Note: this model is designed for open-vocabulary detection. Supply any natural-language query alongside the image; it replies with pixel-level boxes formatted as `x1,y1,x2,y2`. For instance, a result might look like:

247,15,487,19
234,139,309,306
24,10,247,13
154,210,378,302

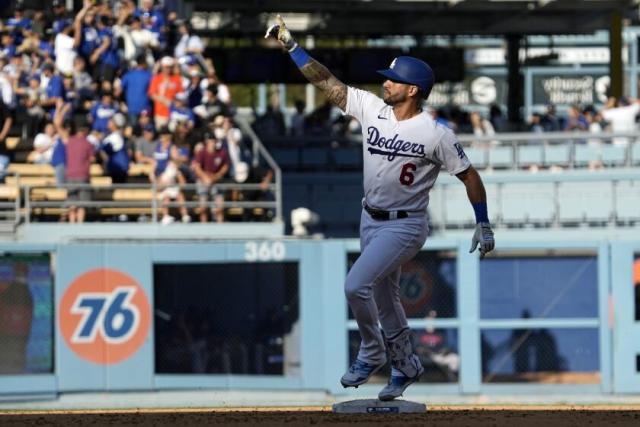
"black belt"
364,204,409,221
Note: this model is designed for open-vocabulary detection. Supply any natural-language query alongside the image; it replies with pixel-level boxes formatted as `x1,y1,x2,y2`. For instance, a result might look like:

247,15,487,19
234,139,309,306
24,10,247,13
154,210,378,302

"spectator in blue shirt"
119,55,152,123
75,5,99,74
41,63,65,118
169,92,195,132
91,15,120,83
0,32,17,59
6,4,32,31
6,4,31,44
90,90,118,134
137,0,166,50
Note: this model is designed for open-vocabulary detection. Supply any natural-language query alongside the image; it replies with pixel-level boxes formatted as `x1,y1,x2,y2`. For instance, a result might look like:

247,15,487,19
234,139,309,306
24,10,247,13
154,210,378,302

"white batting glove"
469,222,495,259
264,14,298,51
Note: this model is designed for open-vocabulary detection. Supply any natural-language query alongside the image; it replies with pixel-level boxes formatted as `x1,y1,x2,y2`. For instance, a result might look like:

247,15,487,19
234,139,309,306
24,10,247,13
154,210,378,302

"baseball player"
266,15,495,400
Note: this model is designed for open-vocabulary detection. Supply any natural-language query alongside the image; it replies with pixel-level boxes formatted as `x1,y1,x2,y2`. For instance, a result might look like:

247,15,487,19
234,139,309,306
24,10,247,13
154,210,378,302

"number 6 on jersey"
399,163,417,186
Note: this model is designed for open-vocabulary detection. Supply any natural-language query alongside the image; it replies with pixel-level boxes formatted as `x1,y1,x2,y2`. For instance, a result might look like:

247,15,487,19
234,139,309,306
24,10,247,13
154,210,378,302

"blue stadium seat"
500,183,555,225
333,146,362,169
544,145,570,167
574,145,600,167
518,145,544,168
302,148,329,169
557,182,612,223
631,142,640,166
270,147,299,169
615,180,640,222
600,145,627,166
464,147,487,169
488,146,514,169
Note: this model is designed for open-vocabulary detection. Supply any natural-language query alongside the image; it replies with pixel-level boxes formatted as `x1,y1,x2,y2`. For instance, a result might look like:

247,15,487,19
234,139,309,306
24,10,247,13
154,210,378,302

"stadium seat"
484,183,500,224
301,147,329,169
544,145,571,167
500,182,555,225
615,180,640,222
574,145,600,167
631,142,640,166
517,145,544,168
600,145,627,166
557,181,612,224
443,184,475,225
464,147,487,169
488,146,514,169
332,146,362,169
270,147,300,169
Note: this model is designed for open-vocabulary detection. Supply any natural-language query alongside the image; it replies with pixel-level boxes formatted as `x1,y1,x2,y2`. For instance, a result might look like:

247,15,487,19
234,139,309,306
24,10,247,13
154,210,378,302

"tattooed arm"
298,60,347,111
265,14,347,111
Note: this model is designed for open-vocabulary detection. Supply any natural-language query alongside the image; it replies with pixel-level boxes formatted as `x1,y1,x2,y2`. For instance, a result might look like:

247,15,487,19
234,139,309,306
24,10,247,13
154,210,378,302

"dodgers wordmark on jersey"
343,86,471,213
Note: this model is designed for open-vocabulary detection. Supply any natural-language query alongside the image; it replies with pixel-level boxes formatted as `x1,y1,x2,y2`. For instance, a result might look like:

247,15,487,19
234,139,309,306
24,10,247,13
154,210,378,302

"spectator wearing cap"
119,55,152,123
135,0,166,49
191,131,229,223
148,56,183,128
168,91,194,131
100,113,130,184
184,64,203,109
134,123,157,166
40,62,65,119
89,89,118,135
90,15,120,83
153,126,190,225
53,19,78,76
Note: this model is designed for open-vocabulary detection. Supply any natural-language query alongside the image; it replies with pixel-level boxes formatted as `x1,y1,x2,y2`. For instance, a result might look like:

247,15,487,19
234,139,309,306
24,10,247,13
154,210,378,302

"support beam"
506,34,523,128
609,10,624,99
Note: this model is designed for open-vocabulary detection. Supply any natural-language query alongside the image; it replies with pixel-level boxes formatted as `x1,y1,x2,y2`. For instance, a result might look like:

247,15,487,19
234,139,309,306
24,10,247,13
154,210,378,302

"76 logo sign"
59,269,151,365
70,287,140,344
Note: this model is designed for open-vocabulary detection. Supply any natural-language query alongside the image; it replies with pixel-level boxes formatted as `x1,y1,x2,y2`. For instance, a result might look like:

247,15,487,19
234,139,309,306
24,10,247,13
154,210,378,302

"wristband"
289,45,311,68
472,202,489,224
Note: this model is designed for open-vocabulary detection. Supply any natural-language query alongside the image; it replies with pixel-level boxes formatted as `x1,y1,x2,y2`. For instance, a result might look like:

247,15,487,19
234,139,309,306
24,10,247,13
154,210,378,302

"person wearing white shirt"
54,20,78,76
601,96,640,146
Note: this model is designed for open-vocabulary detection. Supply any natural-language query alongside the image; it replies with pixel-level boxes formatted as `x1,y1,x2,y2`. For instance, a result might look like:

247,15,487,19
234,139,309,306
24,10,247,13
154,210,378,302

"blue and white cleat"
340,359,386,388
378,363,424,401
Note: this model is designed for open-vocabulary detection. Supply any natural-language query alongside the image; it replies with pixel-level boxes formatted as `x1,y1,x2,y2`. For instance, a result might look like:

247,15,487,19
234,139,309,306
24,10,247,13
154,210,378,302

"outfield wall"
0,233,639,399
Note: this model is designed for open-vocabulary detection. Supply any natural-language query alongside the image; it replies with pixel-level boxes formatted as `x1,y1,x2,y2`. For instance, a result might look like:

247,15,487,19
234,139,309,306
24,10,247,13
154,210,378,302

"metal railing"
431,168,640,230
456,130,640,170
21,181,280,224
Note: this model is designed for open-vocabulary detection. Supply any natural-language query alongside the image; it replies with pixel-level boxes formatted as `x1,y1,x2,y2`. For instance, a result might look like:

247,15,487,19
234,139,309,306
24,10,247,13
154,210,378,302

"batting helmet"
377,56,435,99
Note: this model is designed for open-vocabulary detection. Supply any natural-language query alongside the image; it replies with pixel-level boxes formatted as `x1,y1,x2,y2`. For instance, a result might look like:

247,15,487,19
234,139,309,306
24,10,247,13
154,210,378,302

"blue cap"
53,19,71,33
377,56,435,98
143,123,155,133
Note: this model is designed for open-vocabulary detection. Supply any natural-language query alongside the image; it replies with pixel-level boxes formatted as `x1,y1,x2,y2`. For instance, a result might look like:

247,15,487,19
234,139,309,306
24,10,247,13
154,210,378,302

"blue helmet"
377,56,435,99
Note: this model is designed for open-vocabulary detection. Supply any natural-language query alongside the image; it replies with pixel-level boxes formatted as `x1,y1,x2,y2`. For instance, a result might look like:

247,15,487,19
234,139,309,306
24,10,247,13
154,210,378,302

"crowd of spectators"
0,0,272,224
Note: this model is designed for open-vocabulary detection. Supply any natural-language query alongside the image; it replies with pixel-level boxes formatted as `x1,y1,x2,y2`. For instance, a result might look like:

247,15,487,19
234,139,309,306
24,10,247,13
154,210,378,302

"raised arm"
265,15,347,111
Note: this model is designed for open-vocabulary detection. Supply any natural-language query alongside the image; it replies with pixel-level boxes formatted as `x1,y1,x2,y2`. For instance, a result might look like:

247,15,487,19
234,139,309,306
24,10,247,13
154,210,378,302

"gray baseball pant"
344,209,428,365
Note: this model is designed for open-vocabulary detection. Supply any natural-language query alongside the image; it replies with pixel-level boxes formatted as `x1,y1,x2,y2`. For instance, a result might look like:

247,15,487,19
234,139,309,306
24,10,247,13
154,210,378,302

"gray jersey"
344,86,471,212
